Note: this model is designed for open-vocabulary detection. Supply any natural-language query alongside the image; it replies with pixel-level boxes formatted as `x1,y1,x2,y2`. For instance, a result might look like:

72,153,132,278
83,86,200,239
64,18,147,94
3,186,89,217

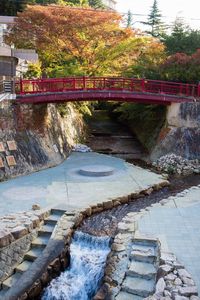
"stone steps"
116,291,143,300
44,209,63,225
114,237,159,300
127,260,156,280
31,236,50,249
0,209,66,296
15,260,32,274
130,243,156,264
2,272,22,289
122,276,155,298
24,247,43,262
38,224,55,236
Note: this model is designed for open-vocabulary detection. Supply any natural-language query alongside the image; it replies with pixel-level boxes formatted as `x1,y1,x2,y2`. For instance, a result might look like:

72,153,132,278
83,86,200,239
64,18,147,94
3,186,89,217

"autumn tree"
159,49,200,83
7,5,152,77
123,39,166,79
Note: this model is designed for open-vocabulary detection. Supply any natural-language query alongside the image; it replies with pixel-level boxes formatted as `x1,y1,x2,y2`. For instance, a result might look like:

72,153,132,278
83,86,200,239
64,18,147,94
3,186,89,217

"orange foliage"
7,6,131,64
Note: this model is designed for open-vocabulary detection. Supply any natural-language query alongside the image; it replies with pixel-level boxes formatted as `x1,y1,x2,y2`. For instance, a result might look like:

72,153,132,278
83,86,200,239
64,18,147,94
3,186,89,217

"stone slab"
0,152,166,216
116,291,143,300
0,157,4,168
7,141,17,151
6,155,16,166
122,276,155,297
0,142,5,152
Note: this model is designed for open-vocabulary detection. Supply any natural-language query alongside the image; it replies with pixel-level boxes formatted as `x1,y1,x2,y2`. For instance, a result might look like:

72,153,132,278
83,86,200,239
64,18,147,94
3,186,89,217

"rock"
30,216,40,228
165,273,177,281
156,278,166,295
72,144,92,152
190,297,200,300
182,277,195,286
18,293,28,300
178,269,192,279
85,207,92,216
161,252,176,264
0,229,13,247
164,290,172,297
11,225,28,239
159,264,173,277
27,280,42,298
154,154,199,175
179,286,198,297
112,243,126,252
144,188,154,195
174,278,182,286
32,204,41,211
174,296,189,300
103,201,113,210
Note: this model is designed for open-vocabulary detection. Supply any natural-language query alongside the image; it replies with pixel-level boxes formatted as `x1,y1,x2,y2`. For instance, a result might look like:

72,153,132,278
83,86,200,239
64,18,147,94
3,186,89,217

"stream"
42,110,199,299
42,232,110,300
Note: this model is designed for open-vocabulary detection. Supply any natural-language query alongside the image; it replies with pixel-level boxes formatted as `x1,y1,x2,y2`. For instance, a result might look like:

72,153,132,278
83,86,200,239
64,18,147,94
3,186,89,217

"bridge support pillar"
150,102,200,161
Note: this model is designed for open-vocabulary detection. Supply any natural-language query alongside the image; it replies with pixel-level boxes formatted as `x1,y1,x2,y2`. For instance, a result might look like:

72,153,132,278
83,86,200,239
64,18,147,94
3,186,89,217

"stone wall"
0,101,85,180
150,102,200,161
0,209,50,282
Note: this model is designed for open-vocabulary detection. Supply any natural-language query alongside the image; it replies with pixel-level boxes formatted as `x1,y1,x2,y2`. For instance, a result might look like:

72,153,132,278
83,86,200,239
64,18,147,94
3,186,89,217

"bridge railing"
15,77,200,98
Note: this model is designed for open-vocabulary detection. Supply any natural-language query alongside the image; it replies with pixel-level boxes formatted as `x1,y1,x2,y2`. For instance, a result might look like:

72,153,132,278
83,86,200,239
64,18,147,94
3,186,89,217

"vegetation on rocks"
113,103,166,151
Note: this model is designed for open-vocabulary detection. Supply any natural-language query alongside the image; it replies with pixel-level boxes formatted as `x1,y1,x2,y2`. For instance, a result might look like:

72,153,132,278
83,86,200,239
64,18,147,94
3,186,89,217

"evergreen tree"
163,18,200,55
88,0,105,9
142,0,164,38
126,10,133,28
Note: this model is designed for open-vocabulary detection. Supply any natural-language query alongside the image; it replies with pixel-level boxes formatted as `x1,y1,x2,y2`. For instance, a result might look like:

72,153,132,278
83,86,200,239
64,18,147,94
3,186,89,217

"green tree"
142,0,165,38
0,0,26,15
126,10,133,28
88,0,105,9
0,0,106,16
0,0,64,16
163,18,200,55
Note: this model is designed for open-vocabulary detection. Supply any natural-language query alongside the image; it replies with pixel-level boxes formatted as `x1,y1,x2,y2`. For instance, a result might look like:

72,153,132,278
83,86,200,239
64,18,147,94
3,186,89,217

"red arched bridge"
15,77,200,105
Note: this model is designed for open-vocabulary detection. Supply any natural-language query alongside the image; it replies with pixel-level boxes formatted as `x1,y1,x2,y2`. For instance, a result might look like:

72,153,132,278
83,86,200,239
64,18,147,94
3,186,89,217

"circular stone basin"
79,165,115,177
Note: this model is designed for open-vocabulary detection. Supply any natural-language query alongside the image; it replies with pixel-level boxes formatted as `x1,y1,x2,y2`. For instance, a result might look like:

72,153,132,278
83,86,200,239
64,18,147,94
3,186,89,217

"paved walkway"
138,185,200,293
0,152,166,216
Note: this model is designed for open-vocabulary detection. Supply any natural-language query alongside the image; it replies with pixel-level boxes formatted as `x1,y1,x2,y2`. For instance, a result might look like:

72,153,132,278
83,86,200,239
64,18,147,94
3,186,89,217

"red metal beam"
16,90,194,105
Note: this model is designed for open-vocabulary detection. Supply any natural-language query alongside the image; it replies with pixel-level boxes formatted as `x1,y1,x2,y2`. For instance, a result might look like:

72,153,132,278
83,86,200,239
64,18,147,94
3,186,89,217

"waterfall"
42,231,111,300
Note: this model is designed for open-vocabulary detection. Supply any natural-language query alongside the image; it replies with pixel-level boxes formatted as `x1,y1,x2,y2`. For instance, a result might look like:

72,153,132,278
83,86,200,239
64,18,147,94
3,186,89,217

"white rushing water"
42,231,110,300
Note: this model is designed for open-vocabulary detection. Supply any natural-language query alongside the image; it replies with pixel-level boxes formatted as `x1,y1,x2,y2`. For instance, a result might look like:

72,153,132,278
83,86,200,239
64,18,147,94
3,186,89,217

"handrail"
15,77,200,98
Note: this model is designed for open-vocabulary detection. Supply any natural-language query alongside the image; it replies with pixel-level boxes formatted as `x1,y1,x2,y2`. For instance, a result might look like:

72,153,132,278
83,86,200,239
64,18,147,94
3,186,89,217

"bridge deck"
15,77,199,104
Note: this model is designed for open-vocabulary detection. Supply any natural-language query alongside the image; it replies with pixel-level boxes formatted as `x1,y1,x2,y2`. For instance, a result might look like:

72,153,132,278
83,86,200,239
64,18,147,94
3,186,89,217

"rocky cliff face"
0,101,85,180
150,102,200,161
